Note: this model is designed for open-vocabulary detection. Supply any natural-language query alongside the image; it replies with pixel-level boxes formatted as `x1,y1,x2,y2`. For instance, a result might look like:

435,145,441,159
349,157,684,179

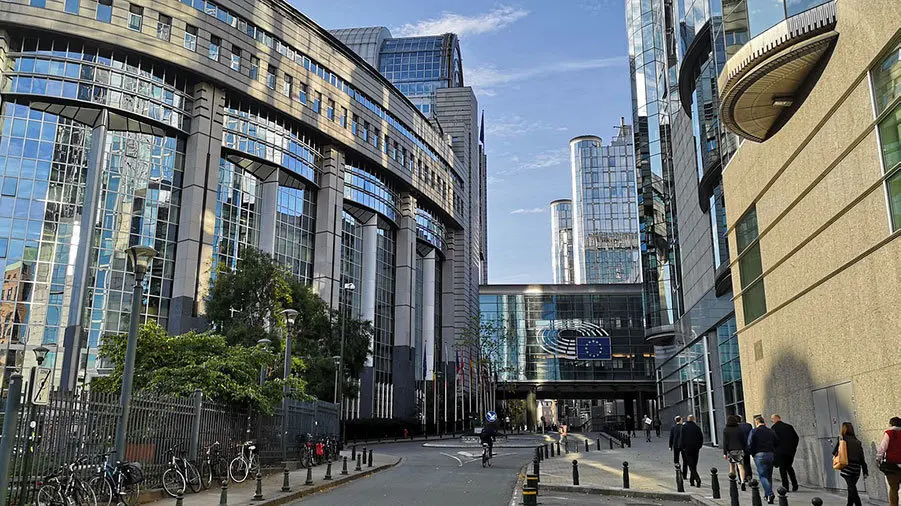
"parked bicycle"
229,440,260,483
36,455,98,506
161,444,201,497
198,441,229,489
88,453,142,506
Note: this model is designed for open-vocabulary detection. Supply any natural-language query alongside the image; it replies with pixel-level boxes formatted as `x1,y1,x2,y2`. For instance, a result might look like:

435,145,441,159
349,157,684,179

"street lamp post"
331,356,340,403
113,245,156,461
255,337,271,454
280,309,298,468
337,282,354,447
23,345,49,499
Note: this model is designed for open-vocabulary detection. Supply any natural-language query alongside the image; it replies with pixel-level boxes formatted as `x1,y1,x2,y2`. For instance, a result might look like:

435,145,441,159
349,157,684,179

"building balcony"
718,1,838,142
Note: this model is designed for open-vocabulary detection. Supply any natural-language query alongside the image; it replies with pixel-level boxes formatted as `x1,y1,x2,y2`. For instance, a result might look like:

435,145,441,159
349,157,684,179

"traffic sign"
32,367,52,405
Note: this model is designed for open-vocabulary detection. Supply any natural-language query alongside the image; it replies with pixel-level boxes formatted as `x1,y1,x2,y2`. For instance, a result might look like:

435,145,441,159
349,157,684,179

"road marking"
440,452,463,467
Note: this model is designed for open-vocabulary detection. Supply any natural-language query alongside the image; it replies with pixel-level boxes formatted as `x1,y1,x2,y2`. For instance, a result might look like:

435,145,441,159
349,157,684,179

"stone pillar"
312,148,345,309
422,250,436,381
358,215,378,419
258,169,280,256
392,194,417,419
168,83,225,335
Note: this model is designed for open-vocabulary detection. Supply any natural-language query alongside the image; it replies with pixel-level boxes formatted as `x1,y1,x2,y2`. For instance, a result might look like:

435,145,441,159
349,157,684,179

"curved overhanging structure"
718,1,838,142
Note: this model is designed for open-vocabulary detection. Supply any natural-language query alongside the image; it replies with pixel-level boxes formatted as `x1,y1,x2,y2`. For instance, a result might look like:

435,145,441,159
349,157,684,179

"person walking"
738,415,755,483
643,415,653,442
681,415,705,487
771,414,799,492
876,417,901,506
626,415,636,438
722,415,748,490
748,414,779,504
653,416,662,438
832,422,868,506
669,416,684,470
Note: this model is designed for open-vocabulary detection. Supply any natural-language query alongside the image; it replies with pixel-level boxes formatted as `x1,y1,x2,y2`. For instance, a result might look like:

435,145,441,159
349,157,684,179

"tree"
92,322,301,414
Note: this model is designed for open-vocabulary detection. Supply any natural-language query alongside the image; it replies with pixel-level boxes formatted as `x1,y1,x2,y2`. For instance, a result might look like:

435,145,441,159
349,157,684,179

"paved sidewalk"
142,452,398,505
531,433,857,505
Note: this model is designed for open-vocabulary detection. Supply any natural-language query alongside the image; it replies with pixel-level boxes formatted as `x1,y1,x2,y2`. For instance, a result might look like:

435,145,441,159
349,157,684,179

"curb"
539,484,719,505
421,443,544,449
249,457,402,505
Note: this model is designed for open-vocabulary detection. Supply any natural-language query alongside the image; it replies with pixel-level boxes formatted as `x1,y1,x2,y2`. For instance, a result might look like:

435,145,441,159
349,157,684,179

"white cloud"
580,0,615,14
486,115,564,139
495,148,570,176
395,6,529,37
486,175,504,185
467,56,626,89
510,207,546,215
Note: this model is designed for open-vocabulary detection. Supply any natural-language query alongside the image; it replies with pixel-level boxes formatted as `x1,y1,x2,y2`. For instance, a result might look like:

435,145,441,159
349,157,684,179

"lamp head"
33,345,50,365
126,245,157,278
256,338,272,349
281,308,299,326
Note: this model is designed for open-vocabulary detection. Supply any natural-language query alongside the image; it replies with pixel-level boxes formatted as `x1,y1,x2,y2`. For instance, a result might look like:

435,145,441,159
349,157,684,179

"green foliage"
92,322,304,414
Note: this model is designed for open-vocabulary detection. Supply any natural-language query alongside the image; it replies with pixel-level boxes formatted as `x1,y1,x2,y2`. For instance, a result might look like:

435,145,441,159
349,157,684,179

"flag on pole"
455,350,463,379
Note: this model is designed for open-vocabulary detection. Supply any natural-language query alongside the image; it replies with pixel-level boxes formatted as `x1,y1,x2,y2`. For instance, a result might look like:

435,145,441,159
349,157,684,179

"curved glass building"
0,0,487,423
550,199,574,284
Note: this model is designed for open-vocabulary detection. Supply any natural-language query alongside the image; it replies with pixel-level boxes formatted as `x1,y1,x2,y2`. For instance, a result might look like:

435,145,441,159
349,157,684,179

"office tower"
550,200,574,284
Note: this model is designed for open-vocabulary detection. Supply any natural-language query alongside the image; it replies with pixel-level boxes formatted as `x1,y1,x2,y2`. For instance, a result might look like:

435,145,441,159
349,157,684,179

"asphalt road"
289,441,536,506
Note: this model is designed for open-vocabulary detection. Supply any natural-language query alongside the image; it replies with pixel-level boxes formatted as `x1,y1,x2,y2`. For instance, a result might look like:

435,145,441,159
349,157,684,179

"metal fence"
1,389,338,505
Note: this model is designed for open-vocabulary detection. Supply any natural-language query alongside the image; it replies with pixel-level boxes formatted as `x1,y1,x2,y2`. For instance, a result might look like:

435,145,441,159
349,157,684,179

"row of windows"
415,207,446,251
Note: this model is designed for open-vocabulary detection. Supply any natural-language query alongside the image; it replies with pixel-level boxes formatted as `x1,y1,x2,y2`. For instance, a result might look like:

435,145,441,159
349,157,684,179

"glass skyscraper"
550,200,574,284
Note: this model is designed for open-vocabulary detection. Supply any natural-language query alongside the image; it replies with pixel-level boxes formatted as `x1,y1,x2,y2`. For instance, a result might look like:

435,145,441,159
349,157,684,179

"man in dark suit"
669,416,684,469
680,415,705,487
738,415,754,483
771,414,800,492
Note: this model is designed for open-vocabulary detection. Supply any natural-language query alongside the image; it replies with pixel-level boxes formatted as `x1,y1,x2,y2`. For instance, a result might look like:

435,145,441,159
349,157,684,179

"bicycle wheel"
184,461,202,493
36,484,64,506
89,476,113,506
214,457,229,482
71,479,98,506
162,468,186,498
121,482,140,506
249,455,261,477
228,457,249,483
199,459,213,489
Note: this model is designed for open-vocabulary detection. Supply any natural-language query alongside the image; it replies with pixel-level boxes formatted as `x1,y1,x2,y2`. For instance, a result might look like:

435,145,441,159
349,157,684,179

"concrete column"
311,148,345,309
168,83,225,335
422,249,436,380
358,215,378,418
392,194,417,419
258,169,280,256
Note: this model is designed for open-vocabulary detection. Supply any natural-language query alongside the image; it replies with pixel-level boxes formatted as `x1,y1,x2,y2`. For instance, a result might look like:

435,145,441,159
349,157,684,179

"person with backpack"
877,417,901,506
832,422,868,506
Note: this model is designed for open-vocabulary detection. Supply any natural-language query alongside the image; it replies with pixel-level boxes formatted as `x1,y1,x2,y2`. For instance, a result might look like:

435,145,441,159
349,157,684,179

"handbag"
833,437,849,470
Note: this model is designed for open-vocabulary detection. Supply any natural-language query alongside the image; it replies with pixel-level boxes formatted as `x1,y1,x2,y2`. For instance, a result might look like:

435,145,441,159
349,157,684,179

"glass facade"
275,183,316,283
570,131,640,284
415,206,446,251
658,337,714,439
871,38,901,230
716,317,743,417
373,227,395,409
378,36,463,117
627,0,683,330
213,159,261,273
343,164,398,222
736,206,766,324
480,289,651,382
550,200,574,284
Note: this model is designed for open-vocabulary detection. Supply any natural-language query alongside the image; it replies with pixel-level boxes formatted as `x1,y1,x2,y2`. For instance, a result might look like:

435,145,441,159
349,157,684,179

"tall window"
96,0,112,23
209,35,221,62
266,65,277,89
351,114,358,135
64,0,79,14
327,99,335,121
184,25,198,52
736,206,766,324
298,83,308,104
871,38,901,230
340,107,348,128
250,56,260,80
157,14,172,41
127,4,143,31
362,121,370,142
282,74,292,97
230,46,241,71
312,92,321,113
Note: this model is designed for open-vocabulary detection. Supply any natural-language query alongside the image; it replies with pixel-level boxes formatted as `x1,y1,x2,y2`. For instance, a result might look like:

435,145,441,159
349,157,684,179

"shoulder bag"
833,436,848,470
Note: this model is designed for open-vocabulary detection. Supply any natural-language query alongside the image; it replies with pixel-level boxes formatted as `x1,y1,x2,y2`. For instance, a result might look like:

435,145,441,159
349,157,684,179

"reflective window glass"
96,0,112,23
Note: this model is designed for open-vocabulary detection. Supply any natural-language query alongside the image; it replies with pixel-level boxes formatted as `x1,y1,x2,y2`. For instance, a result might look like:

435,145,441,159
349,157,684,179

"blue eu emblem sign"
576,337,612,360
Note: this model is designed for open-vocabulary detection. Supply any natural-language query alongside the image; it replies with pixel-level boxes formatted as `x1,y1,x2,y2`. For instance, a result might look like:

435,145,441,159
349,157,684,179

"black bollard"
355,454,362,471
729,473,740,506
812,499,823,506
282,467,291,492
609,437,614,449
750,479,762,506
219,479,228,505
544,443,549,459
777,487,788,506
676,463,685,492
368,449,373,467
341,456,349,475
572,460,580,486
522,485,538,506
304,465,313,486
597,438,601,451
585,439,589,452
362,447,367,463
533,457,540,481
352,445,356,461
252,472,264,501
324,460,333,480
175,491,184,506
557,441,561,456
711,468,721,499
550,442,555,457
627,435,632,448
622,461,630,489
526,473,539,492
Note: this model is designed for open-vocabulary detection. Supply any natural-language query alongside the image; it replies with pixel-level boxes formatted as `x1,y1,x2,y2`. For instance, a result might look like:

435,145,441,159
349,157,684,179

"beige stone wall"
722,0,901,498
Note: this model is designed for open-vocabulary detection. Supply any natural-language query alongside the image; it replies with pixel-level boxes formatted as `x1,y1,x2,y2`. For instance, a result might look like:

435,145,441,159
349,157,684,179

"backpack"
122,462,144,485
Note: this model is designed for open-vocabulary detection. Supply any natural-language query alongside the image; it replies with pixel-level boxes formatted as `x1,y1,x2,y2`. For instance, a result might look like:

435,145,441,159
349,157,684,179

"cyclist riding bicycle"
480,425,497,456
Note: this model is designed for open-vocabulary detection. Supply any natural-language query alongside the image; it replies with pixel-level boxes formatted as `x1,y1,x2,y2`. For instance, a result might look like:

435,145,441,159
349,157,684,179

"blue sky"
293,0,632,284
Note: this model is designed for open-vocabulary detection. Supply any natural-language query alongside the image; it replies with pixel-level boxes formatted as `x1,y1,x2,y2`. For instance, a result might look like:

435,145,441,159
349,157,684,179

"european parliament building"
0,0,487,422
